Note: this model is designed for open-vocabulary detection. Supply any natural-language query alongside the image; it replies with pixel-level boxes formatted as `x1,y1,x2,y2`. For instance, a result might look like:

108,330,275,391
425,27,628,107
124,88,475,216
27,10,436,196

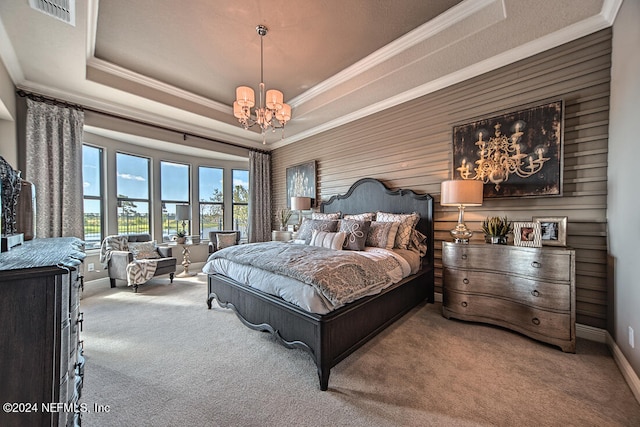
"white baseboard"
607,331,640,404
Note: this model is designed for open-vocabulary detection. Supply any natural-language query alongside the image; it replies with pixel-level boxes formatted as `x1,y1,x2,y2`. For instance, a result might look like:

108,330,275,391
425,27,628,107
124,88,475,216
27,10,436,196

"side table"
272,230,293,241
176,242,197,277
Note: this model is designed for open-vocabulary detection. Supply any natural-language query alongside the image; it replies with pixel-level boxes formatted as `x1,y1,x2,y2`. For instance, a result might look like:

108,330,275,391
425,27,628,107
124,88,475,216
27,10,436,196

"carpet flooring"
79,273,640,426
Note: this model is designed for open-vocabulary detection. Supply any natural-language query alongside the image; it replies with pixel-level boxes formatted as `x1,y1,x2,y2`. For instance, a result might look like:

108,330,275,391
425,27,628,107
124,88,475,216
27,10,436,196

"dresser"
441,242,575,352
0,238,86,427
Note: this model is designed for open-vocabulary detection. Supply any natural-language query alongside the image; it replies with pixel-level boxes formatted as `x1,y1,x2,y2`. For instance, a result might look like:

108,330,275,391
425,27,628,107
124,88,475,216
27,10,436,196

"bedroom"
1,0,639,425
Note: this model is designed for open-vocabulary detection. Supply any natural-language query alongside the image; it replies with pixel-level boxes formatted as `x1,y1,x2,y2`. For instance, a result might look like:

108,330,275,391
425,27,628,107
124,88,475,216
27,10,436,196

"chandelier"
456,122,550,191
234,25,291,144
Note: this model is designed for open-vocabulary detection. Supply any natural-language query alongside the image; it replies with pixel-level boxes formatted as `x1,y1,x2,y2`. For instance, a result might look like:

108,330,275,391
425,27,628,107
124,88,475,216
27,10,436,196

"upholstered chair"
208,231,241,253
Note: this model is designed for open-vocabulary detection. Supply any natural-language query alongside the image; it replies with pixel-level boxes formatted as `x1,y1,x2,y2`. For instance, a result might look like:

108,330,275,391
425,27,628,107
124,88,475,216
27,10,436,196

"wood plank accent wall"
272,29,611,329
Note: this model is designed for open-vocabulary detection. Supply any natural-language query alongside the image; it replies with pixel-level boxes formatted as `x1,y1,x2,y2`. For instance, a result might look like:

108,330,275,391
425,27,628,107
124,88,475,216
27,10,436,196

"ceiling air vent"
29,0,76,26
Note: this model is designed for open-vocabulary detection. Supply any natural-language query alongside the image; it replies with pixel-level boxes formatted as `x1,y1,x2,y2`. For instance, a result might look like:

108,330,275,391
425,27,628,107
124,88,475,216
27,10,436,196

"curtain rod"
16,89,269,155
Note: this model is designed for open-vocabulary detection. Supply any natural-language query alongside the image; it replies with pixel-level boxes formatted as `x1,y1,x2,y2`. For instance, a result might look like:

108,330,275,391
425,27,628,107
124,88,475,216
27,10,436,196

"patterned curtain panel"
248,150,271,242
25,98,85,239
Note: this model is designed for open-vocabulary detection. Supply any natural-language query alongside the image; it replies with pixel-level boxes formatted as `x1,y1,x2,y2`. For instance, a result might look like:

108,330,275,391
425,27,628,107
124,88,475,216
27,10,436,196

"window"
82,145,104,249
199,166,223,238
232,169,249,239
116,153,151,235
160,161,190,241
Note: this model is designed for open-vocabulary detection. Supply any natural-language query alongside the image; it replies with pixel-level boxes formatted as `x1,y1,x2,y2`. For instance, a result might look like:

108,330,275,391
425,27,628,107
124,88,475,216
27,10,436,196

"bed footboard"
207,267,433,390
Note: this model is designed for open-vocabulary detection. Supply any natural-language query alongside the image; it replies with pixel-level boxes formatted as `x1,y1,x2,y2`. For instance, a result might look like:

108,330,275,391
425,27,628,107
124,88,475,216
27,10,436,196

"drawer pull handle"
531,290,540,297
461,301,468,308
463,278,469,285
532,317,540,326
461,254,468,260
77,312,84,332
531,261,542,268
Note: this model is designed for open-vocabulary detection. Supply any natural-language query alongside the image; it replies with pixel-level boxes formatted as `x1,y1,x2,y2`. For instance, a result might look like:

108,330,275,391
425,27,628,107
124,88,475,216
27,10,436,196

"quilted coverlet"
208,241,402,307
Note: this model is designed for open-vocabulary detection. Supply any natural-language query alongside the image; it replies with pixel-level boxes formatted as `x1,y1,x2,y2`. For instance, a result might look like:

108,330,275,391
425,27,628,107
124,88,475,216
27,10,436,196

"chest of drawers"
441,242,575,352
0,238,85,426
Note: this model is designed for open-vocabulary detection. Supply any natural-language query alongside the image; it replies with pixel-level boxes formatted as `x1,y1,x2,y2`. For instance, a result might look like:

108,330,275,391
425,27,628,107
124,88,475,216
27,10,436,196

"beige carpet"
79,273,640,426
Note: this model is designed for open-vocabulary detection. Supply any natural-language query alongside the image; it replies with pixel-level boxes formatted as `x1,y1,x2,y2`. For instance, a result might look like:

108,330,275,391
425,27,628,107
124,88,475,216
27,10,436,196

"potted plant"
278,208,292,231
481,216,512,244
175,230,187,244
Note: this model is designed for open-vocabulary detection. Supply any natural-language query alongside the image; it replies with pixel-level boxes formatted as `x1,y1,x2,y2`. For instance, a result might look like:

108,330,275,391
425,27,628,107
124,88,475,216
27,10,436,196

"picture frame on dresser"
533,216,567,247
513,221,542,247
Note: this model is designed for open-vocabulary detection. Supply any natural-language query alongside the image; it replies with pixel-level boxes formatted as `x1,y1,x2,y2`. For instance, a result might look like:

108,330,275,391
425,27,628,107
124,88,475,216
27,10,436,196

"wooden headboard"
320,178,434,268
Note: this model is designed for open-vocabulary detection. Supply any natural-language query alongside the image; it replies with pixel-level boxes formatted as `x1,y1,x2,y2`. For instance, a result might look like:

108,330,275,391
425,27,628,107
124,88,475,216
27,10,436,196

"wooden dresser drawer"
442,244,571,282
441,242,575,352
443,268,571,311
444,291,571,341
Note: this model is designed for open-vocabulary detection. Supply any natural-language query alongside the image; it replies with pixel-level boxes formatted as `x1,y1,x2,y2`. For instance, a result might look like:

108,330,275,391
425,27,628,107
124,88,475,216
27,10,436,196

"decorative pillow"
376,212,420,249
366,221,394,249
312,212,341,220
128,241,160,260
343,212,375,221
217,233,238,250
310,230,346,250
296,219,339,244
339,219,371,251
409,229,428,257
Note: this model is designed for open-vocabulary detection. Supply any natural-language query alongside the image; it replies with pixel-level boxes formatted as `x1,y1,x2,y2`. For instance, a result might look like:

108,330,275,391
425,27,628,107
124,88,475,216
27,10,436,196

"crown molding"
86,57,231,115
289,0,499,107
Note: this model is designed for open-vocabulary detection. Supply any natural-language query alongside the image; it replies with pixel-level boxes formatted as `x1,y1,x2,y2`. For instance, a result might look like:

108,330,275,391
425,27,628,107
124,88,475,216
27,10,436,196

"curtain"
248,150,271,242
25,98,85,238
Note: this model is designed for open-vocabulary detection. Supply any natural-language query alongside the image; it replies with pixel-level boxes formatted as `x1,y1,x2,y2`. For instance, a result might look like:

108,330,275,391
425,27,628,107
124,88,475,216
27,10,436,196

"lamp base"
450,225,473,244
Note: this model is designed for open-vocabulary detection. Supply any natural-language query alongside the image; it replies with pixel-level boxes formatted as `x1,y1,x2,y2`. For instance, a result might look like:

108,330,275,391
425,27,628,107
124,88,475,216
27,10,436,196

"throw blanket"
125,259,158,287
99,235,128,268
208,242,402,307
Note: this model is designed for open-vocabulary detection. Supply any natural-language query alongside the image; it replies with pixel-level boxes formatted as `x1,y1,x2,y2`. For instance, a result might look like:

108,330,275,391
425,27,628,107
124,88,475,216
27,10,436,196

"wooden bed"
206,178,435,390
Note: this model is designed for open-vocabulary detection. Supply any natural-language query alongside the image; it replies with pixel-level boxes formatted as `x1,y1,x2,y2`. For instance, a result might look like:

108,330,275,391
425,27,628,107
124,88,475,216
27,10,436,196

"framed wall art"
513,222,542,248
533,216,567,247
286,160,316,207
452,100,563,199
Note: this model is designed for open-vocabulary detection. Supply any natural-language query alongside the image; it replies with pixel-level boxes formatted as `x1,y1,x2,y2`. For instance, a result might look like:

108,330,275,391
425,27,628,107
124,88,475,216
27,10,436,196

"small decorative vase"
486,235,508,245
176,237,187,244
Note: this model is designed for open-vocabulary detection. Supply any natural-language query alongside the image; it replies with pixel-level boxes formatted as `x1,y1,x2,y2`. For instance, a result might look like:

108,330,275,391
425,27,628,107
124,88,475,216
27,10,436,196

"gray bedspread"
208,241,402,306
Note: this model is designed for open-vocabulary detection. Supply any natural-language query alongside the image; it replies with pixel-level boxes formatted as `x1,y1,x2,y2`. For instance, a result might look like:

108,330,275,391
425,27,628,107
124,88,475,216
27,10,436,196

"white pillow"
376,212,419,249
310,230,346,250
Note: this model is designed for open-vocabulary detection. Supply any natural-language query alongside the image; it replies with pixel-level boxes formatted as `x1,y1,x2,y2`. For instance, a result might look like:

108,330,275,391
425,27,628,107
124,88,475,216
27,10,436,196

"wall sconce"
290,196,311,231
440,180,483,244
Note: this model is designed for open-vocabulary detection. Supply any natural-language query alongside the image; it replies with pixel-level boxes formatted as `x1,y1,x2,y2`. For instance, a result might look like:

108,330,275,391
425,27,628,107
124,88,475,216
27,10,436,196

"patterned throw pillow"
311,212,341,220
310,230,346,250
217,233,238,250
375,212,420,249
339,219,371,251
366,221,397,249
128,241,160,260
343,212,375,221
297,219,339,244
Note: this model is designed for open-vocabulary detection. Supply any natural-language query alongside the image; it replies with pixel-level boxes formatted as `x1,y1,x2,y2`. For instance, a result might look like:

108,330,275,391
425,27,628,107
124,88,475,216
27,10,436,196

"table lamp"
440,180,483,244
290,196,311,231
175,204,191,235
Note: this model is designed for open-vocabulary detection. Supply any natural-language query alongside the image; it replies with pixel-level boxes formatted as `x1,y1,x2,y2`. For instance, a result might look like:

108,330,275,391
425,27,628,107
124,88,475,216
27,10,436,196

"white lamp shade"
236,86,255,107
275,103,291,123
265,89,284,110
233,101,246,119
175,205,191,221
291,196,311,210
440,180,483,206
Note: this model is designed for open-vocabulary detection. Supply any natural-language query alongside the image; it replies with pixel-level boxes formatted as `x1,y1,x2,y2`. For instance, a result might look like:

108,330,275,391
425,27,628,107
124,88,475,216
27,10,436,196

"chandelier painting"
452,101,563,198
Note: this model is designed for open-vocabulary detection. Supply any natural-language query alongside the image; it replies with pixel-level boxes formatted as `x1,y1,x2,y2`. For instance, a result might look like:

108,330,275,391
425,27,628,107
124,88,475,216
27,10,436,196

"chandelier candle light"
234,25,292,144
440,180,483,244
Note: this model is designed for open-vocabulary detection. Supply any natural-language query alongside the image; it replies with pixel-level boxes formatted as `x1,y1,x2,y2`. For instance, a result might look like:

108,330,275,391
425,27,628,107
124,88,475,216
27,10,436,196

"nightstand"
441,242,576,352
272,230,292,241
